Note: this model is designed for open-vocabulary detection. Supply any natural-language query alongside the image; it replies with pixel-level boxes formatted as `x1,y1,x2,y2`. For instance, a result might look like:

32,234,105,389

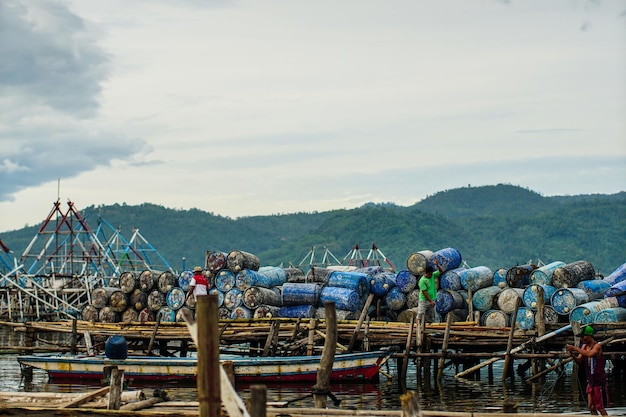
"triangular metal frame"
297,245,343,270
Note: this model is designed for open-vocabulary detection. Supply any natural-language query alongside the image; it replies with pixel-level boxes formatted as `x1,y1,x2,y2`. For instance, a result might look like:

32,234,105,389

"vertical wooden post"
249,385,267,417
307,318,317,356
415,316,423,377
502,298,520,380
534,286,546,378
313,302,337,409
437,313,453,381
197,295,221,417
400,313,415,385
536,286,546,337
180,339,189,358
400,390,421,417
21,326,34,381
262,321,280,356
347,293,374,352
147,311,162,354
423,325,432,381
71,318,78,354
363,317,371,351
107,368,124,410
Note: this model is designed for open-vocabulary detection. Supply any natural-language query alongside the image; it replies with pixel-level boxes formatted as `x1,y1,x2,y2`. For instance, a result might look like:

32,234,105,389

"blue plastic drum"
328,270,370,297
577,279,611,300
430,248,462,273
319,286,361,312
436,289,466,314
604,262,626,286
223,288,243,310
594,307,626,323
522,284,556,311
515,307,535,330
282,282,321,306
551,288,589,315
440,268,466,291
158,306,176,323
216,269,236,292
370,271,397,296
472,286,502,312
257,266,287,287
385,287,407,311
530,261,565,286
459,266,493,292
492,268,508,288
569,301,601,325
395,270,417,293
105,335,128,359
166,287,186,310
178,270,193,292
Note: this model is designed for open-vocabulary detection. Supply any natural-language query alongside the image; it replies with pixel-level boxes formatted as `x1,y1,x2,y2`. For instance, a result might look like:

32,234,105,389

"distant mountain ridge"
1,184,625,276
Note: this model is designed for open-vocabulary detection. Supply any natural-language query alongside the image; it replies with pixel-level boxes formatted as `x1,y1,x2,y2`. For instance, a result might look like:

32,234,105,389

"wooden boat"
17,349,393,383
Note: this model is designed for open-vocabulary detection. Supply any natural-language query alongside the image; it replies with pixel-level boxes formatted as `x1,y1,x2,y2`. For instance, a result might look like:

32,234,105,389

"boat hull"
18,350,391,383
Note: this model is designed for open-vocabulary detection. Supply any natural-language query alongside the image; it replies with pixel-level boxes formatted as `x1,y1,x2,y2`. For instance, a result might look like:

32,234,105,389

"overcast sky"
1,0,625,233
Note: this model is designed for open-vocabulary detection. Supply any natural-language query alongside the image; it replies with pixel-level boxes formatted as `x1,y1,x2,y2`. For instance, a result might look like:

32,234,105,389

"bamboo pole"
455,323,573,379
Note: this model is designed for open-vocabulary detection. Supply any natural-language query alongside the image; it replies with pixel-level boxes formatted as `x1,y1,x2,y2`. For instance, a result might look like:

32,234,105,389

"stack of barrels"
81,246,626,328
205,249,373,320
401,248,626,329
81,269,189,323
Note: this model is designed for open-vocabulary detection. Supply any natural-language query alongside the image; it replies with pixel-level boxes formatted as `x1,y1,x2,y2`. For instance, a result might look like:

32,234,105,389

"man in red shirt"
185,266,208,304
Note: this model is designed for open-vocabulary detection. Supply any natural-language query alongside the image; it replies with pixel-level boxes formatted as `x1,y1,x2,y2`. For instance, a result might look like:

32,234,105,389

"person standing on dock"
566,325,609,416
418,260,442,323
185,266,208,304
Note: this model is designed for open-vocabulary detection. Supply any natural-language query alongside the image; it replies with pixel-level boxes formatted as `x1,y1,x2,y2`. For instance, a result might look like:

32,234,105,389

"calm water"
1,327,624,413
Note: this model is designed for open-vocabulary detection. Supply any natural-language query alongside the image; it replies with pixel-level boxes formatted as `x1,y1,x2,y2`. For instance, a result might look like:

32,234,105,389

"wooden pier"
2,296,626,417
3,316,626,383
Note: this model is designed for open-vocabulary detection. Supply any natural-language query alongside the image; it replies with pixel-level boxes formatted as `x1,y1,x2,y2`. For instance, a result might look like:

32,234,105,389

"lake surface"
1,327,624,413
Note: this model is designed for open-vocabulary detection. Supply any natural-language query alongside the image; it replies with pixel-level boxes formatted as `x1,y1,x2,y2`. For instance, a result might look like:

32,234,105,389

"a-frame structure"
342,243,396,272
94,216,174,275
297,246,343,270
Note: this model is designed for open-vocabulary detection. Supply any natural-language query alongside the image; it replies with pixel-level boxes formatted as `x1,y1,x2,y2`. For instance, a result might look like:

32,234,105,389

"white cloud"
0,0,624,232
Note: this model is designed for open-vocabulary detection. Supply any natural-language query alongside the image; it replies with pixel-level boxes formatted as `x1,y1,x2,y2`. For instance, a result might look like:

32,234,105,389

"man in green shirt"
418,261,442,323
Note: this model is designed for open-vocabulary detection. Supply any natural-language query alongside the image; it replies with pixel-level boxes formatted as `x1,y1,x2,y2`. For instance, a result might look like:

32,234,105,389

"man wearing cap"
566,325,608,415
185,266,208,304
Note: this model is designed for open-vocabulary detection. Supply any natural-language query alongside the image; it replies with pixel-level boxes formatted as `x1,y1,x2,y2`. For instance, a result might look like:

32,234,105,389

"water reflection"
1,327,623,413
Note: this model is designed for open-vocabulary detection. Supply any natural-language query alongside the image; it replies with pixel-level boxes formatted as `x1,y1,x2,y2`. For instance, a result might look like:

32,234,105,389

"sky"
1,0,625,233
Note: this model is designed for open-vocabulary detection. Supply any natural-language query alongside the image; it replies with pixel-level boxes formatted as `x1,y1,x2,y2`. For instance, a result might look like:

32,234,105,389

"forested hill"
2,184,625,276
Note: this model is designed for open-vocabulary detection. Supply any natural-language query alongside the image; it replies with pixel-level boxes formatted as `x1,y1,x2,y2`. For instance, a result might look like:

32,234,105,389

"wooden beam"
313,302,337,409
58,386,110,408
